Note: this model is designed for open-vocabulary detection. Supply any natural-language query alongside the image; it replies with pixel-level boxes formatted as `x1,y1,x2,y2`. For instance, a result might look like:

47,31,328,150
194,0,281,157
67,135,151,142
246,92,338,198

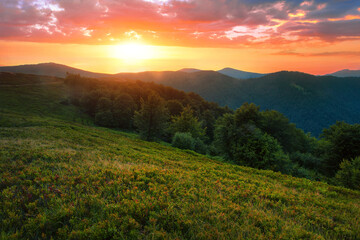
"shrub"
290,152,323,170
95,110,116,128
194,138,207,155
335,157,360,190
172,132,195,150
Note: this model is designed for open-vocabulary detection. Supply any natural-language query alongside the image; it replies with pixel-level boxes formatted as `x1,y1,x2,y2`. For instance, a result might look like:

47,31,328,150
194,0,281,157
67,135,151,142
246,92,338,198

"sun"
111,43,155,61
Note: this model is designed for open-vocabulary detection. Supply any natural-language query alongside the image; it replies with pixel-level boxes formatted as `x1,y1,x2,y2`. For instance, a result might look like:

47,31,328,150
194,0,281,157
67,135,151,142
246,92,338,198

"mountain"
0,62,111,79
178,68,202,73
2,63,360,135
328,69,360,77
1,72,359,239
113,70,360,135
218,67,266,79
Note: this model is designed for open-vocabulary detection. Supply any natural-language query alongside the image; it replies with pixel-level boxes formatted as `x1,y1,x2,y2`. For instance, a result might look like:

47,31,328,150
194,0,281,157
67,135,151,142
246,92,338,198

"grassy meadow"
0,74,360,239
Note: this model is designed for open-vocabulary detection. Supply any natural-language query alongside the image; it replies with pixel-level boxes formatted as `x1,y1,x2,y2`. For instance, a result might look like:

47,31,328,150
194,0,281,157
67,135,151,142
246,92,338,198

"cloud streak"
0,0,360,47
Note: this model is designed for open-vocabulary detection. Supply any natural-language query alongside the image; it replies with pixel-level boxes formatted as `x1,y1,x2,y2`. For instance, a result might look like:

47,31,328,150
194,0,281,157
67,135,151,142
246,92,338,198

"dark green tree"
202,110,216,143
96,97,112,112
94,97,116,127
95,110,116,128
134,92,169,141
168,106,206,140
166,100,183,116
321,121,360,175
234,102,261,126
80,90,103,117
214,113,236,159
215,110,292,173
259,110,312,153
113,93,136,129
335,157,360,190
232,128,291,173
172,132,195,150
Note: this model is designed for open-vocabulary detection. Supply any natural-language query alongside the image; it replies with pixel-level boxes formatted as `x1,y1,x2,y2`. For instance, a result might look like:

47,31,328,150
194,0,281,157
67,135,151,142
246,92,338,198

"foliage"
166,99,183,116
168,106,206,140
259,110,312,153
201,109,216,143
95,110,117,128
290,152,323,171
234,102,261,126
321,121,360,175
215,108,292,173
113,93,136,129
336,157,360,190
171,132,195,150
231,128,292,173
134,92,169,141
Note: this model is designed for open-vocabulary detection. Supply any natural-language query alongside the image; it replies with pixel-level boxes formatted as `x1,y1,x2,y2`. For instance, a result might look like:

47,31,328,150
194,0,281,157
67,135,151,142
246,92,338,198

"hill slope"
328,69,360,77
0,62,111,79
1,73,360,239
178,68,202,73
218,67,266,79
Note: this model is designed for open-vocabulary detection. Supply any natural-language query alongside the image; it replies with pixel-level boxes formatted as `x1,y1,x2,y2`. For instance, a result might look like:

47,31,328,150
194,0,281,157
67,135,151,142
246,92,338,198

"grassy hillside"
1,73,360,239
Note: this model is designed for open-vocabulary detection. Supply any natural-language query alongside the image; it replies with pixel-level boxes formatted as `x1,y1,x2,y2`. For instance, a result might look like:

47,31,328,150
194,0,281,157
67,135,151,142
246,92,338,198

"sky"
1,0,360,74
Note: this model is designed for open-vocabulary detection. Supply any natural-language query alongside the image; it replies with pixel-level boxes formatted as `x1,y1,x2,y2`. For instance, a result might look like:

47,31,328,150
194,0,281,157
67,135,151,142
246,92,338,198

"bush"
194,138,207,155
95,110,116,128
335,157,360,190
290,152,323,170
172,132,195,150
232,129,292,174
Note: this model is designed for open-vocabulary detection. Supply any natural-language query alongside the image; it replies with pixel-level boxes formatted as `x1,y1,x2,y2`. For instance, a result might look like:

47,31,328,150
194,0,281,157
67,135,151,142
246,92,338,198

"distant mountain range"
178,67,266,79
0,63,111,79
178,68,202,73
1,62,360,135
218,67,266,79
328,69,360,77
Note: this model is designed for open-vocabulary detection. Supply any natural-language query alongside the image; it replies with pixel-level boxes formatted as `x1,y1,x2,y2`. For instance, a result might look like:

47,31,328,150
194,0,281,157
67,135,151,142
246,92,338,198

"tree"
134,92,169,141
214,110,291,173
94,97,116,127
166,100,183,116
231,128,291,173
321,121,360,175
214,113,236,159
96,97,112,112
95,110,116,128
80,90,103,117
113,93,136,129
172,132,195,150
335,157,360,190
234,102,261,126
168,106,206,140
259,110,312,153
202,110,216,143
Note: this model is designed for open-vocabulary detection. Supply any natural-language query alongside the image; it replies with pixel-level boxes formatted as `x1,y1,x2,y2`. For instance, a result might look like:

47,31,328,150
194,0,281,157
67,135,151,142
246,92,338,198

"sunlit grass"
1,76,359,239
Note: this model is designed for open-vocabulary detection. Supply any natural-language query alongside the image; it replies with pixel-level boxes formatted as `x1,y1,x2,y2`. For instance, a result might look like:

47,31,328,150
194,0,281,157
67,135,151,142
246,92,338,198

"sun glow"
111,43,156,61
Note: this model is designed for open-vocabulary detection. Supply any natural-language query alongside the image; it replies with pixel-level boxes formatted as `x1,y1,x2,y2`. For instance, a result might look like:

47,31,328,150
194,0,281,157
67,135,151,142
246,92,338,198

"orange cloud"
0,0,360,48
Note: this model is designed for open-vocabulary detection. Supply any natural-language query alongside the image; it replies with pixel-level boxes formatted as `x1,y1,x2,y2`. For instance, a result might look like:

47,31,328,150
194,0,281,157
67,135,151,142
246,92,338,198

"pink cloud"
0,0,360,47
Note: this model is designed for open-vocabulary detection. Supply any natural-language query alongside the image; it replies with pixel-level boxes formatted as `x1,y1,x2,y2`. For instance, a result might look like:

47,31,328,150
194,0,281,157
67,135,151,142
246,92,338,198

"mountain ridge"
218,67,266,79
328,69,360,77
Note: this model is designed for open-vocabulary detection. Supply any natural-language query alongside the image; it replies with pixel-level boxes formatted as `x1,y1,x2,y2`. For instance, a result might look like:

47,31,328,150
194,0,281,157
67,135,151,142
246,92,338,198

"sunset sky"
1,0,360,74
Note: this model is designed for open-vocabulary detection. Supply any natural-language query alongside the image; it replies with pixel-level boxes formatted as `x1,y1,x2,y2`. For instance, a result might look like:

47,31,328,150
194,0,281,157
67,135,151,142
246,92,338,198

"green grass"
1,75,360,239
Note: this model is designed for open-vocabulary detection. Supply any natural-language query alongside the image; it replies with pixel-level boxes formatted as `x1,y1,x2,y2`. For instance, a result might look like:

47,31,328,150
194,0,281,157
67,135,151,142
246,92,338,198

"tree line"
65,74,360,190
